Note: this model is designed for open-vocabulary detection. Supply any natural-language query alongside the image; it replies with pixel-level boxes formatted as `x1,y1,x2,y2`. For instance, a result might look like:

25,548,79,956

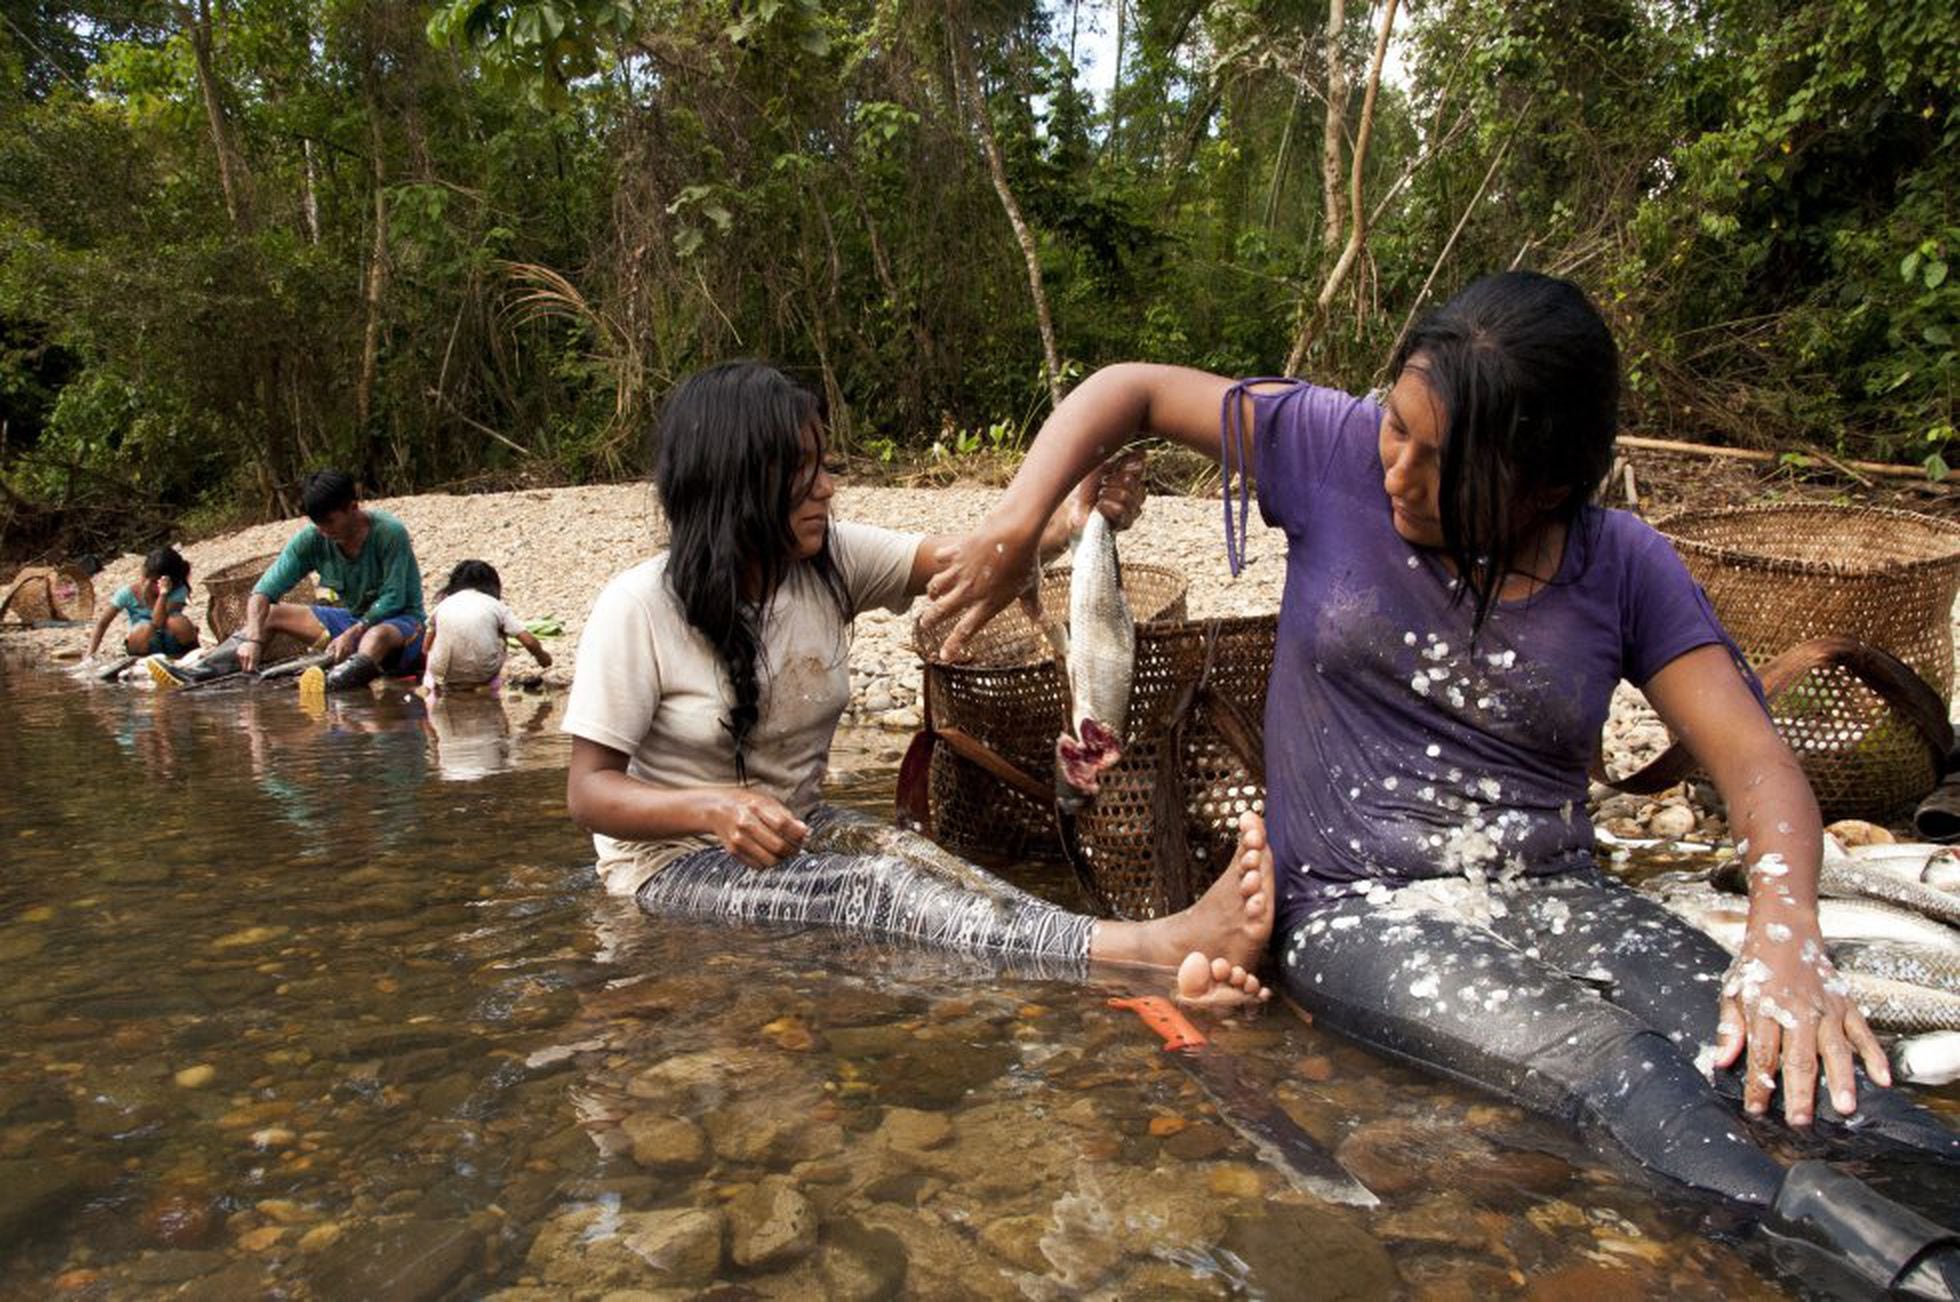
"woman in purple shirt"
931,273,1959,1295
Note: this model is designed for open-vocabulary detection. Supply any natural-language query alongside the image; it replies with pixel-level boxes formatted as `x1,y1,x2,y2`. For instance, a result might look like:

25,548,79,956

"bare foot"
1091,812,1276,978
1176,951,1271,1007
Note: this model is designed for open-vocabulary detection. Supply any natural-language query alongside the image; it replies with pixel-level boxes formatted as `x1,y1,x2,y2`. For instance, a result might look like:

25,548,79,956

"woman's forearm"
567,765,724,842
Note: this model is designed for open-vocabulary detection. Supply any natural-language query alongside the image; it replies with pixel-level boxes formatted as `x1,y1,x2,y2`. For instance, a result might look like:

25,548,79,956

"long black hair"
437,559,502,602
653,361,849,780
1388,271,1619,634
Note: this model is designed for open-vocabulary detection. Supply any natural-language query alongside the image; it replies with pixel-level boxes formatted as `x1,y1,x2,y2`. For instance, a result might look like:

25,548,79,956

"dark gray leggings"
1278,869,1960,1206
637,805,1094,973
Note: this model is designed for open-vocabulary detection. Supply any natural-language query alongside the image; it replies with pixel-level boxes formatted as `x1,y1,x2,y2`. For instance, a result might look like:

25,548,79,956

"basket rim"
919,608,1275,675
911,560,1191,666
203,552,282,585
1655,503,1960,579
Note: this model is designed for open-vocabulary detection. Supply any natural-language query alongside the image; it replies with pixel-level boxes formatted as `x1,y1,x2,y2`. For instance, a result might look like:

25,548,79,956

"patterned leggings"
636,805,1095,972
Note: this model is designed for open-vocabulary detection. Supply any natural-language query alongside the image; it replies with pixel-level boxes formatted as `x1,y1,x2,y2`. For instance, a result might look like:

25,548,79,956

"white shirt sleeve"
496,600,525,637
562,573,662,757
830,520,923,618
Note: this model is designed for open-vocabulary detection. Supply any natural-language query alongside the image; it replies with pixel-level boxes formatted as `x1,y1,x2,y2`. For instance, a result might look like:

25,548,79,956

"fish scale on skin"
1054,511,1136,806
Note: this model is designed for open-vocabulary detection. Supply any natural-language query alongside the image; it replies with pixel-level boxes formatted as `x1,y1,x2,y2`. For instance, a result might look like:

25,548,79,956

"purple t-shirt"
1235,381,1750,932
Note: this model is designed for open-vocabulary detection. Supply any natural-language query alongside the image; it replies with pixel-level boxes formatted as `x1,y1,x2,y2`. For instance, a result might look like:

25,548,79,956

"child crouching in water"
86,546,199,661
423,560,551,694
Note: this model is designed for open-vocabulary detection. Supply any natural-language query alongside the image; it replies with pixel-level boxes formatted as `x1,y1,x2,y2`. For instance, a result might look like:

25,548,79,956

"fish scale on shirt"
1236,380,1757,932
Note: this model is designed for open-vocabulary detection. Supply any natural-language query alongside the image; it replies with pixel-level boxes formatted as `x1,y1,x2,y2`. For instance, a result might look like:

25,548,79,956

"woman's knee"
124,626,152,654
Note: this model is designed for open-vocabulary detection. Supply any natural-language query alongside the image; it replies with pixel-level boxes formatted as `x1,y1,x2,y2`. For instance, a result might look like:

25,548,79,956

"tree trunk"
950,24,1064,409
1287,0,1400,374
1319,0,1346,254
355,112,389,436
1108,0,1126,159
179,0,254,232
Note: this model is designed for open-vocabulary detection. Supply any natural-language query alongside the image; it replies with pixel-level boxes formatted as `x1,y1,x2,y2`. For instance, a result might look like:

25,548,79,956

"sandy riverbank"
5,472,1955,841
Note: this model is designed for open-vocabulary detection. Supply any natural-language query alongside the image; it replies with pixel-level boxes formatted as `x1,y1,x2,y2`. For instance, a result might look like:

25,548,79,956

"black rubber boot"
324,652,381,692
183,631,246,681
1761,1161,1960,1299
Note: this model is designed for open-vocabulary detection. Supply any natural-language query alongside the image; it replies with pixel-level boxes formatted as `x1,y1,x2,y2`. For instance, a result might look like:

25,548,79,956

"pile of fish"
1649,837,1960,1086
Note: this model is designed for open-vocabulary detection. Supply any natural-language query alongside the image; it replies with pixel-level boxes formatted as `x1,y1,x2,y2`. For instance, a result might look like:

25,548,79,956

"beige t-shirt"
427,588,524,686
562,521,922,895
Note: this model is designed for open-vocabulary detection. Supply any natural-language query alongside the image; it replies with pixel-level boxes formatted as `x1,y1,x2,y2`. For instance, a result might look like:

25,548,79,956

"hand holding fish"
1714,858,1891,1126
928,451,1146,662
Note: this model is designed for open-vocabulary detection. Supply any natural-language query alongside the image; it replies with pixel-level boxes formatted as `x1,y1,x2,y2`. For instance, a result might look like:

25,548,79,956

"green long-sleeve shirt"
253,509,425,623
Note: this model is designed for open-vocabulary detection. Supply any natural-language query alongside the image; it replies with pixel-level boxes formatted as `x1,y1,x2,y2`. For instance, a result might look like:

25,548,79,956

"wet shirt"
111,582,189,626
428,588,524,685
562,521,922,895
1240,381,1749,932
254,509,425,623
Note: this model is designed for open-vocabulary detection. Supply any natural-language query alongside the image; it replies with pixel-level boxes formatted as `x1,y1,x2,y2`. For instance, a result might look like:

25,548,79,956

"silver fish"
1834,841,1960,893
1817,858,1960,929
1892,1030,1960,1086
1844,974,1960,1035
1829,941,1960,997
1657,883,1960,952
1054,510,1135,808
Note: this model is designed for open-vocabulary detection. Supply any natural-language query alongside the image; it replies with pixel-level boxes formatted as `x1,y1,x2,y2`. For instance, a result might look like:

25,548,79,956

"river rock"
623,1114,709,1172
875,1107,952,1153
0,1158,115,1244
140,1184,224,1248
1220,1204,1396,1300
1524,1261,1656,1302
728,1177,816,1269
309,1218,485,1301
123,1249,232,1286
704,1099,803,1166
620,1207,725,1283
1647,804,1697,840
1162,1121,1235,1161
821,1217,908,1301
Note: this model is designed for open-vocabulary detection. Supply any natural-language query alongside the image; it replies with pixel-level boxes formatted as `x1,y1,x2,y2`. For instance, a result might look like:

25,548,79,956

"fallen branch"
1617,434,1942,483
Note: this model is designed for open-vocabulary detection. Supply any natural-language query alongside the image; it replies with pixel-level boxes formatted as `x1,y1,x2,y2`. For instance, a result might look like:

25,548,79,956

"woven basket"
905,564,1188,868
205,554,317,664
1062,613,1276,918
1657,503,1960,819
0,565,95,625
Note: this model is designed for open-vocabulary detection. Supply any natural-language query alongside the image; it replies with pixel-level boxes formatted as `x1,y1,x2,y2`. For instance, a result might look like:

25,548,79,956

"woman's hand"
1714,874,1891,1125
928,451,1146,661
707,789,809,869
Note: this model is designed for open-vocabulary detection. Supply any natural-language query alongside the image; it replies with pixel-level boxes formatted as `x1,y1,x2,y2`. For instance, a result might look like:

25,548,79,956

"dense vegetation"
0,0,1953,555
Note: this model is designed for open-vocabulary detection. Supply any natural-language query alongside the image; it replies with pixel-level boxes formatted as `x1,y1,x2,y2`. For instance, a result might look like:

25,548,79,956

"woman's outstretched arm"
924,364,1247,658
566,737,808,869
1644,644,1891,1126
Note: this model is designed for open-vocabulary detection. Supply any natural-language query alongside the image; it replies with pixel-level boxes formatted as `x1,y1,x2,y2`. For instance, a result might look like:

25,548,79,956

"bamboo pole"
1616,435,1942,483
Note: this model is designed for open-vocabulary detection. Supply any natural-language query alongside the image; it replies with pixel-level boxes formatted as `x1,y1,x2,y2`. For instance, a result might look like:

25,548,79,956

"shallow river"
2,657,1953,1298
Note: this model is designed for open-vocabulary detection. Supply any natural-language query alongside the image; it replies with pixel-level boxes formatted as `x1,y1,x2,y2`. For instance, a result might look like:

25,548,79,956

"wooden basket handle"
1594,636,1954,796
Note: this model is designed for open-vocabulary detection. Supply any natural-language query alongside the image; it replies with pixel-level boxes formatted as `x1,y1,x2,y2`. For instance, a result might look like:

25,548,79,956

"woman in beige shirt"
564,361,1272,1002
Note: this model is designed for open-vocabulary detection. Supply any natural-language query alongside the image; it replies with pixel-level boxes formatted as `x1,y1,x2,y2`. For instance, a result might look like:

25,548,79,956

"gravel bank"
4,478,1949,839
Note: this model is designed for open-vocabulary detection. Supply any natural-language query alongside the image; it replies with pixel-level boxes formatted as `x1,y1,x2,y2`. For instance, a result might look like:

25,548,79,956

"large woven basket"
0,565,95,626
906,564,1188,868
1062,613,1276,918
1659,503,1960,819
205,554,317,663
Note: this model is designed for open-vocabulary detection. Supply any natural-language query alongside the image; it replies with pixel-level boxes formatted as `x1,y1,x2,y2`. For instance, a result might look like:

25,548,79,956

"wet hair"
1388,270,1619,635
142,545,190,589
437,559,502,602
300,469,358,523
652,360,847,781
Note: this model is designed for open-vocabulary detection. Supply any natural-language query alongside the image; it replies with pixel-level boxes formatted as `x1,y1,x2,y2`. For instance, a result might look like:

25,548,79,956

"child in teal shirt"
86,546,199,660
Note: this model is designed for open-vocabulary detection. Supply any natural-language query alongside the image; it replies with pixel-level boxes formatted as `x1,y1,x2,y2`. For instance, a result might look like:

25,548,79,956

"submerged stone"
728,1177,817,1269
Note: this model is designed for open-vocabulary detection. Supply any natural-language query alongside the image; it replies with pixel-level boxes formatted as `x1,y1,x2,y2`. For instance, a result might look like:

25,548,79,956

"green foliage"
0,0,1953,557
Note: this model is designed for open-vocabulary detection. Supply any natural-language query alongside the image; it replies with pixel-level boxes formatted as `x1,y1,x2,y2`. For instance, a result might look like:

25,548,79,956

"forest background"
0,0,1953,558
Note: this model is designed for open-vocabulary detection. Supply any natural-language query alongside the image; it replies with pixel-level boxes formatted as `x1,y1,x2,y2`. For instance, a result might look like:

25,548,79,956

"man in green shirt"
161,469,426,691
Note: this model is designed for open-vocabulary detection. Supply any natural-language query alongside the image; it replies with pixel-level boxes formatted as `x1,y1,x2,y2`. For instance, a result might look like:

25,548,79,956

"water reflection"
0,658,1914,1297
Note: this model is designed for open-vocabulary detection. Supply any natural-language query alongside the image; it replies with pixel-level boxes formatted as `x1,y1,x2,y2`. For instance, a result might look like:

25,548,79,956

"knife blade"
1109,995,1377,1208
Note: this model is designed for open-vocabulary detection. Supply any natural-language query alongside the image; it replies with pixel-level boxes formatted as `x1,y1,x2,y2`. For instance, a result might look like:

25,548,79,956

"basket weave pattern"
913,565,1187,869
1659,504,1960,819
0,566,95,625
1067,614,1275,918
205,554,317,663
